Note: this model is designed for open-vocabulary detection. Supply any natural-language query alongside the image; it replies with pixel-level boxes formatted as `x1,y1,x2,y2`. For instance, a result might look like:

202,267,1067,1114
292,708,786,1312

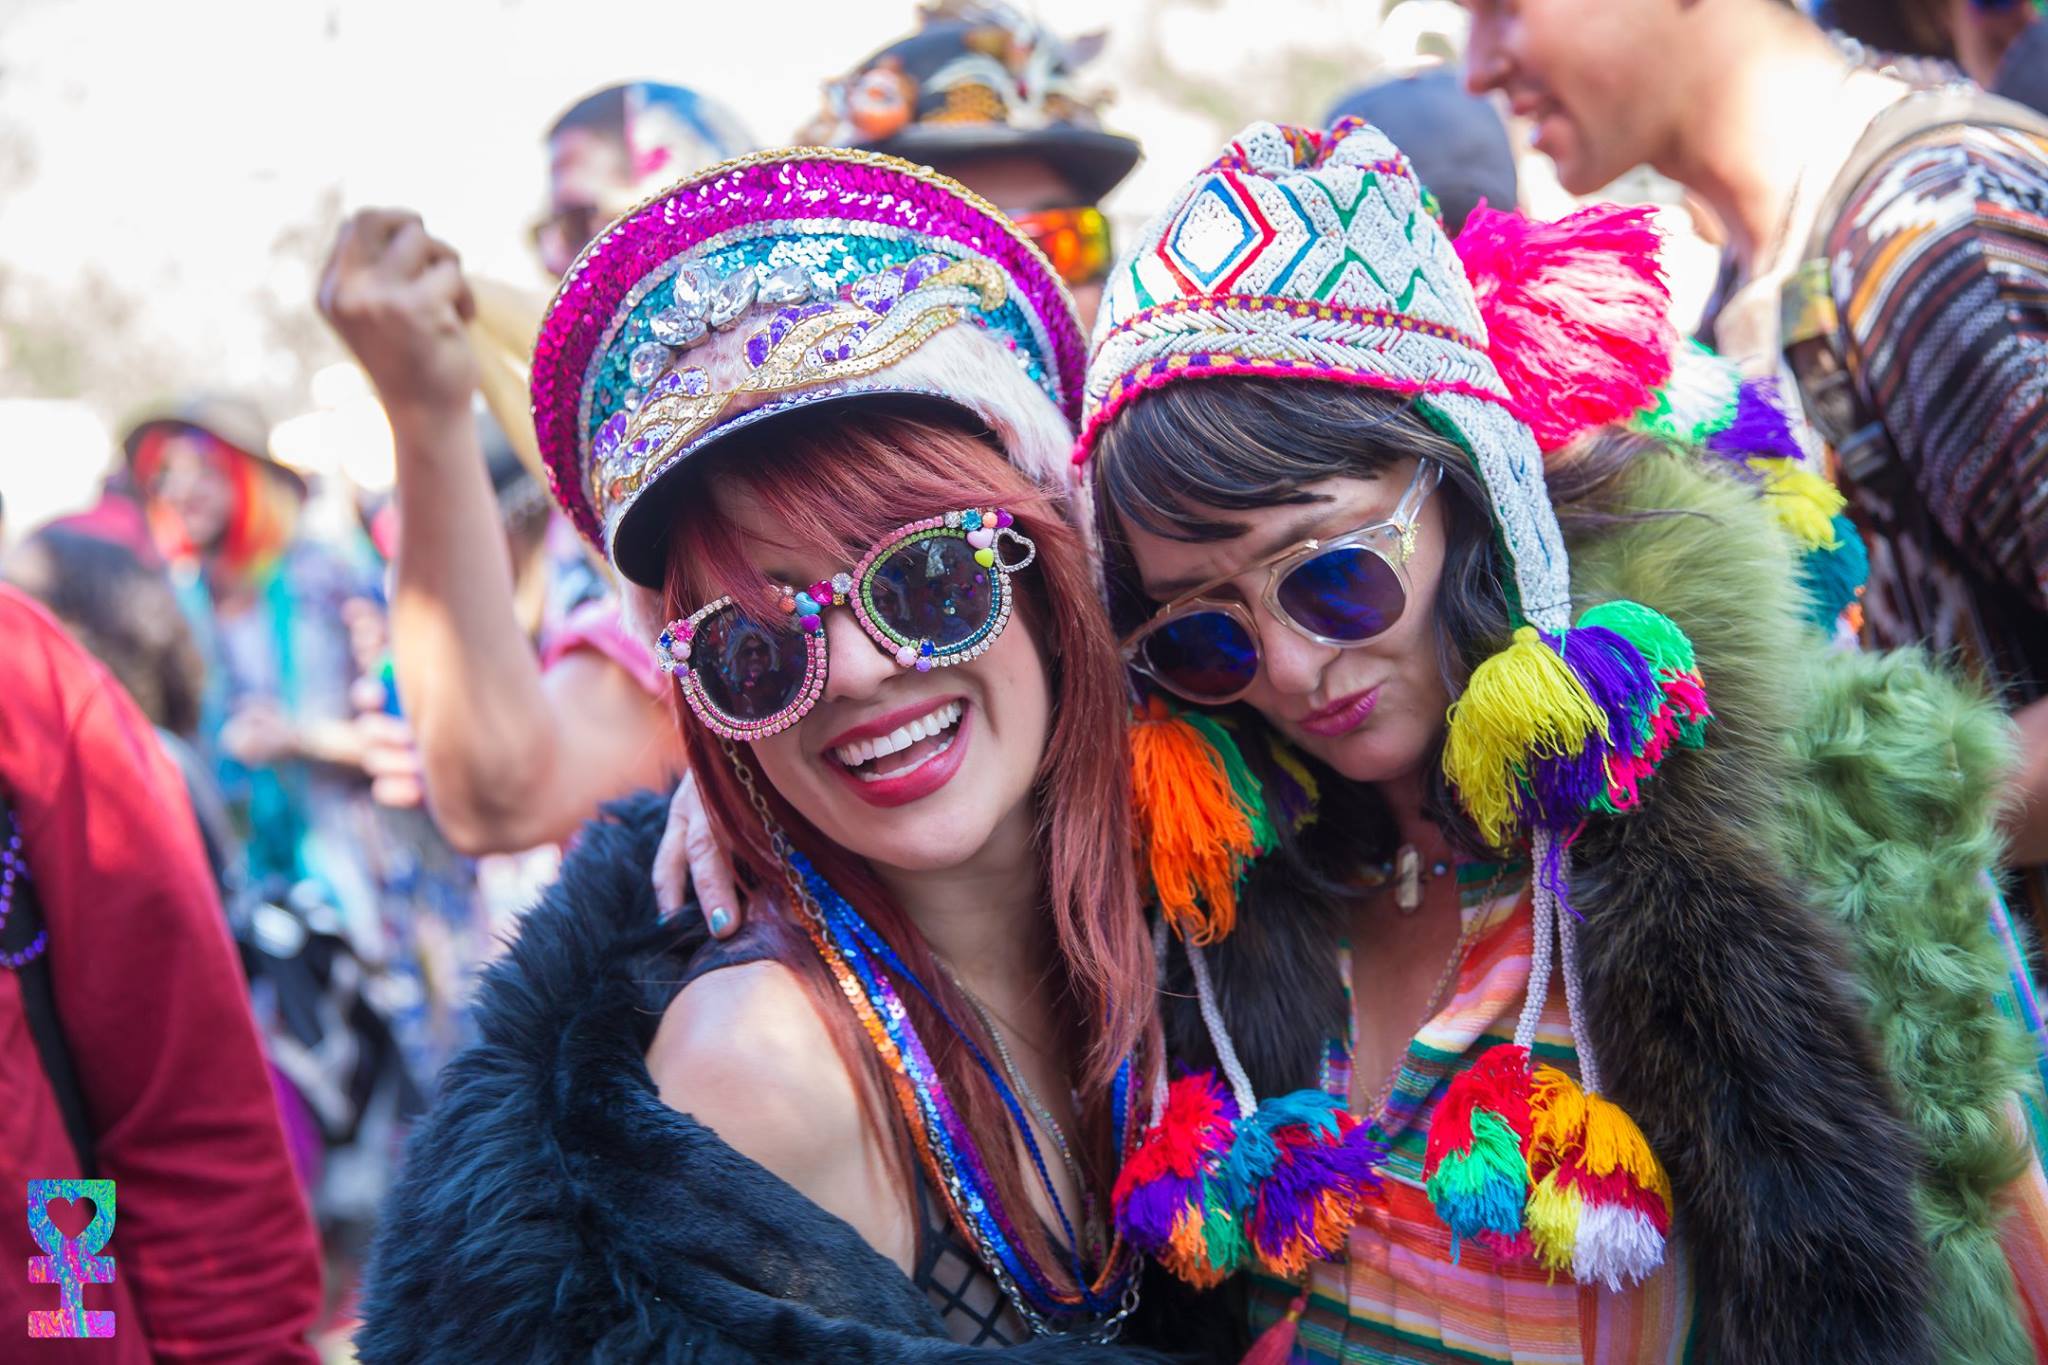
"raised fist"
318,208,480,421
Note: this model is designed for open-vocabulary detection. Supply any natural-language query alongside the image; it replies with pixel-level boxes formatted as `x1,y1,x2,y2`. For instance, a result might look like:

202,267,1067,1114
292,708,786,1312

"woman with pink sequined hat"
1080,119,2046,1362
350,147,1206,1361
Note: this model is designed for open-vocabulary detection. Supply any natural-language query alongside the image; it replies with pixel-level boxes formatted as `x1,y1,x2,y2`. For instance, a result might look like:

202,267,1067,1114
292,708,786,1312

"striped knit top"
1245,868,2048,1363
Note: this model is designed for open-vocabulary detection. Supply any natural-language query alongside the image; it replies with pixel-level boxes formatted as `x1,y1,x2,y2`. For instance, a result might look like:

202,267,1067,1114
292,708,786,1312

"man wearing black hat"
800,1,1142,328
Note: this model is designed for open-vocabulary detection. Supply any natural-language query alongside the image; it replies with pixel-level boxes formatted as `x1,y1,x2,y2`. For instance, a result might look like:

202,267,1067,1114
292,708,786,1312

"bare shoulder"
646,959,911,1263
648,960,860,1151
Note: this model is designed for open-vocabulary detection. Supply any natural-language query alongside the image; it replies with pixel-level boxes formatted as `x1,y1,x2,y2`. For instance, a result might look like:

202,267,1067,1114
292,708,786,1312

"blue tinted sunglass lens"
1138,610,1259,701
1274,545,1406,641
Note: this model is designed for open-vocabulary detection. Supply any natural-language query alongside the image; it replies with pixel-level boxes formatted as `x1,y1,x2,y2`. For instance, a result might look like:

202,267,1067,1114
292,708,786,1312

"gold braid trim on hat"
592,258,1008,510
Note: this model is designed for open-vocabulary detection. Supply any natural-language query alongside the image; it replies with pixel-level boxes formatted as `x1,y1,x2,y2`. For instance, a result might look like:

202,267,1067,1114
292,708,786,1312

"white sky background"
0,0,1706,537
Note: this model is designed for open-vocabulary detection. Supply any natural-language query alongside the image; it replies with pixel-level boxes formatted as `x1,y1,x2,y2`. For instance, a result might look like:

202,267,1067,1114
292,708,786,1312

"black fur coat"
1174,454,2037,1363
353,795,1198,1364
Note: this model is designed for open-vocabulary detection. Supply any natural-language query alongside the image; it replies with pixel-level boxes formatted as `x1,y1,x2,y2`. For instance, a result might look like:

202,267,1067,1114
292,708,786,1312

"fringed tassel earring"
1129,699,1275,944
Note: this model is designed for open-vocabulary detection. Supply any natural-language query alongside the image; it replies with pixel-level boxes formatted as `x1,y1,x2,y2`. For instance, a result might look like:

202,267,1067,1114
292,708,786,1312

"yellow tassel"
1579,1092,1674,1204
1524,1169,1582,1275
1442,627,1607,848
1530,1065,1589,1156
1130,700,1254,944
1757,462,1845,552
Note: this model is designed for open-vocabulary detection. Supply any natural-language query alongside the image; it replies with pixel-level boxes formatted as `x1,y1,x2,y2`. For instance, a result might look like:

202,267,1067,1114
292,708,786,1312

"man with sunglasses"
797,1,1139,328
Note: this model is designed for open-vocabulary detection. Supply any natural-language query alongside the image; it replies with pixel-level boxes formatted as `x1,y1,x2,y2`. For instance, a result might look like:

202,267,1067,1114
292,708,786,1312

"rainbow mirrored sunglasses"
1011,206,1113,287
657,508,1037,740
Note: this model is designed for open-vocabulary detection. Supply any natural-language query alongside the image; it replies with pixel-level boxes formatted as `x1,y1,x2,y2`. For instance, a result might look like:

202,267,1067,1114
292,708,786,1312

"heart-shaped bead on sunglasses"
657,508,1037,740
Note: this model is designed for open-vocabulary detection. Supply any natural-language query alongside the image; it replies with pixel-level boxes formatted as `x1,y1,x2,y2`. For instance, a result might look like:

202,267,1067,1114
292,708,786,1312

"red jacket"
0,587,321,1362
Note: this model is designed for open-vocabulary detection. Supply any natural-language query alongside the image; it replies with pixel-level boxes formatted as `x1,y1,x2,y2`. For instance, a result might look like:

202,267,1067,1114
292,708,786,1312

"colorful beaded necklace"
725,747,1142,1338
782,850,1142,1337
0,822,46,970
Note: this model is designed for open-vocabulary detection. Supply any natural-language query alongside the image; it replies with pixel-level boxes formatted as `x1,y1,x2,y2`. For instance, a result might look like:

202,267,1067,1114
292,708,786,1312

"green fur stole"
1570,451,2034,1363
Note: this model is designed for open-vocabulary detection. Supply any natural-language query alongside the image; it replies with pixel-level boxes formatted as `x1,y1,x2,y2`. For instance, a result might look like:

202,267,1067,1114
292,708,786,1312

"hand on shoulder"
646,959,915,1270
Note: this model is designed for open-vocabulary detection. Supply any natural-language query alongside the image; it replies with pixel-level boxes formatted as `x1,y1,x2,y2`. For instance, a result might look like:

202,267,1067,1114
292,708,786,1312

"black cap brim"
862,124,1141,205
609,390,992,588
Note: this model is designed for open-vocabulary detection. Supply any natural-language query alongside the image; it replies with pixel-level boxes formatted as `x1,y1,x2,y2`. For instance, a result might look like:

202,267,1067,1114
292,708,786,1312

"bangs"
1094,378,1432,544
663,409,1056,624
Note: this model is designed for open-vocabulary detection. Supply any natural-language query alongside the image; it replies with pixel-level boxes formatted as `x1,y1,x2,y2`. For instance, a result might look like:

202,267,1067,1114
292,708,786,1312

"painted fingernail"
707,907,731,937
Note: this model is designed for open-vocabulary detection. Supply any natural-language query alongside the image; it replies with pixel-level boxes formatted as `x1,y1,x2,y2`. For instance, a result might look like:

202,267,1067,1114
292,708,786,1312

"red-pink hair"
662,411,1152,1284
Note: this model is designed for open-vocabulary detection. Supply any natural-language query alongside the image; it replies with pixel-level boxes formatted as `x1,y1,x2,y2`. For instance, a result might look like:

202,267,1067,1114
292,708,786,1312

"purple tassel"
1244,1103,1387,1273
1707,379,1803,465
1558,626,1660,750
1521,627,1659,831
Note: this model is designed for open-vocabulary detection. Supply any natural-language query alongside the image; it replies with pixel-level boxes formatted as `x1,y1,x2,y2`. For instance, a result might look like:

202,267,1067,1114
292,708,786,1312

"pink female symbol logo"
25,1179,116,1338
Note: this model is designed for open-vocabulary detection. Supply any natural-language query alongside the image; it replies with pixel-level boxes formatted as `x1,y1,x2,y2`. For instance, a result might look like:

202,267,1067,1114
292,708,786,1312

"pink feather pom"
1453,202,1678,452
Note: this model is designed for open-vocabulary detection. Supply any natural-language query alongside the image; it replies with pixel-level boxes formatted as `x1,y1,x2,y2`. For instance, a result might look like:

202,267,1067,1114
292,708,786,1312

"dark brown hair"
1088,377,1650,1094
5,527,203,736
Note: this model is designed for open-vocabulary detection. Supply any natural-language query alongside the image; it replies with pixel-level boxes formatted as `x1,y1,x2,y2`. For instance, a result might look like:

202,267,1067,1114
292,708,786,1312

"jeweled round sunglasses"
1121,462,1442,704
657,508,1037,740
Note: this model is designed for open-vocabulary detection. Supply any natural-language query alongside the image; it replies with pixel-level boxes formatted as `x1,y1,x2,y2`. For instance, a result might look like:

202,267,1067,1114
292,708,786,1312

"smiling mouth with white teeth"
829,700,966,783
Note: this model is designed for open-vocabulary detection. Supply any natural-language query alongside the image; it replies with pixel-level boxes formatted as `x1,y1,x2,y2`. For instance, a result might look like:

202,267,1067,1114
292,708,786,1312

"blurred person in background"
798,0,1142,330
315,81,746,861
43,464,161,570
1463,0,2048,932
533,81,755,280
1324,66,1518,235
351,410,566,937
0,585,322,1364
124,399,388,927
1820,0,2048,111
124,400,453,1301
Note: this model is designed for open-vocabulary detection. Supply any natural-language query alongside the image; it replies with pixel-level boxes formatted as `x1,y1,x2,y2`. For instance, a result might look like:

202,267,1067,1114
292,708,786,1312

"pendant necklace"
1370,843,1453,915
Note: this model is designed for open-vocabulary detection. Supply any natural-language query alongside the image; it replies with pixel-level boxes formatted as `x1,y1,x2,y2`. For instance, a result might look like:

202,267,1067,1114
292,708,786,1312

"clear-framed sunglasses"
1121,461,1442,704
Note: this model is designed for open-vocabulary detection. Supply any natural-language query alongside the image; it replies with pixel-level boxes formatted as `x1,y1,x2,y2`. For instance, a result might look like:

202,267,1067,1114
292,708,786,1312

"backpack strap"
1782,85,2048,481
1,800,97,1177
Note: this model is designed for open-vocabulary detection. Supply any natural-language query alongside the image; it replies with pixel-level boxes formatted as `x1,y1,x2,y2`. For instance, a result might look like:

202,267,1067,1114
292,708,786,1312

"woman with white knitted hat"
1080,118,2048,1363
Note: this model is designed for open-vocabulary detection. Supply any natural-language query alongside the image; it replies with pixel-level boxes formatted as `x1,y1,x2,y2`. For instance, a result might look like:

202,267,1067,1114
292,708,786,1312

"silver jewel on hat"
649,308,709,348
705,270,758,329
628,341,671,387
756,263,815,305
645,262,804,359
672,263,717,316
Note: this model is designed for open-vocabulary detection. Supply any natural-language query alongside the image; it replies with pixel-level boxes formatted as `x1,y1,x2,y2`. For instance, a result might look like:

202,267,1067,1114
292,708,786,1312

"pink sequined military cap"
531,147,1085,586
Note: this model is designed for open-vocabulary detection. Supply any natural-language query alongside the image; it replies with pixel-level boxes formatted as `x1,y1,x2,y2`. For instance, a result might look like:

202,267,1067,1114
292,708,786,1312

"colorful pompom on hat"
1089,120,1702,1294
531,146,1086,586
1631,340,1866,632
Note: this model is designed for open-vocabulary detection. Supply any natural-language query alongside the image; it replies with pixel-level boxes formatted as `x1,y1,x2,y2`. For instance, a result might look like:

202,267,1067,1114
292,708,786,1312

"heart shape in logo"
46,1196,96,1241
